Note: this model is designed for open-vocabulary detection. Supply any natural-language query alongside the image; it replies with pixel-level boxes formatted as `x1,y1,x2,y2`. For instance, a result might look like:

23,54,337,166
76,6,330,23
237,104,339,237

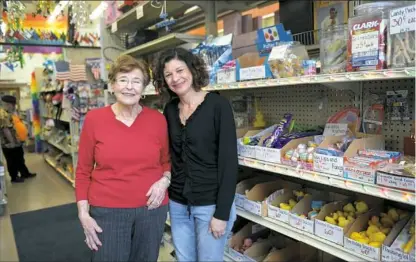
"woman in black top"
153,47,238,261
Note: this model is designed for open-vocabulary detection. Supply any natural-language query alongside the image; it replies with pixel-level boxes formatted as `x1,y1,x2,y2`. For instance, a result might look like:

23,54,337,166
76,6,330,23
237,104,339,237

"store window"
262,13,275,28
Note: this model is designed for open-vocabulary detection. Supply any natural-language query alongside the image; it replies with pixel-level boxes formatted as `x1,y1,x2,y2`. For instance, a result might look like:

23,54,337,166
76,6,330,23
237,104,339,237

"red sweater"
75,106,170,208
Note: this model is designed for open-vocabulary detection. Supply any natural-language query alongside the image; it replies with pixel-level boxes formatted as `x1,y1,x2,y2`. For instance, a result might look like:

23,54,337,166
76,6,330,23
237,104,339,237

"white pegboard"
141,79,414,152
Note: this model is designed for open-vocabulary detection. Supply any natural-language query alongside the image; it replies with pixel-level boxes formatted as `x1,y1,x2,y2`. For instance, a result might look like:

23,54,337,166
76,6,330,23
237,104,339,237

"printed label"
323,123,348,137
390,5,416,35
217,68,236,84
345,237,380,260
243,200,262,216
351,19,381,67
382,245,413,262
235,194,246,208
111,22,117,33
136,5,144,19
344,166,376,184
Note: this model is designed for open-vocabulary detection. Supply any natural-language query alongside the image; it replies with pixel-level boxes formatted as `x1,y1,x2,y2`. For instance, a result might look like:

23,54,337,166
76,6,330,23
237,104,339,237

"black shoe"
11,177,25,183
23,173,37,178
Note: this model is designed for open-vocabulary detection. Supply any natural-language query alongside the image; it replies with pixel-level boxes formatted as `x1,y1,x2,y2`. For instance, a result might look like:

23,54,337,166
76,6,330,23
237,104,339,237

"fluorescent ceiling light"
262,13,275,19
90,1,108,20
184,6,199,14
48,1,70,23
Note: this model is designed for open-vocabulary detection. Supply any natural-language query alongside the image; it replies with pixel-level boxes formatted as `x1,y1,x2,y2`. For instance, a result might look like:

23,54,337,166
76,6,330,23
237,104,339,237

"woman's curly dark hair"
152,47,209,100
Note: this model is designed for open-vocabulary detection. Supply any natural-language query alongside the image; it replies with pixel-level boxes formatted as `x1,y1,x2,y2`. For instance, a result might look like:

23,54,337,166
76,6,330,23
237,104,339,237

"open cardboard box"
235,52,273,81
313,133,384,177
237,126,275,159
314,195,383,246
264,242,317,262
227,222,275,262
235,176,275,208
289,189,348,235
280,136,320,170
267,190,297,224
344,207,411,261
382,214,415,262
243,180,301,217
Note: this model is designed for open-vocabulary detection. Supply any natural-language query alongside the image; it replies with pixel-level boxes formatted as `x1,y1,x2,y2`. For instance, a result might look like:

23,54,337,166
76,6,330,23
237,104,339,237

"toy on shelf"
253,97,265,129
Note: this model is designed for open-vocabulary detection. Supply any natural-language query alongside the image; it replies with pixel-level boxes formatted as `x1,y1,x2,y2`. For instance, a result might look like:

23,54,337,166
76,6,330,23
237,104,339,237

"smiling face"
112,68,145,106
163,58,194,97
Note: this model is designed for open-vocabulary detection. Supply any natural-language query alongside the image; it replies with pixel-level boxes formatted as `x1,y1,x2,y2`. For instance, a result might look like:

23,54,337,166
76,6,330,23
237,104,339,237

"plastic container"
320,24,348,74
268,42,309,78
347,1,400,71
387,4,416,68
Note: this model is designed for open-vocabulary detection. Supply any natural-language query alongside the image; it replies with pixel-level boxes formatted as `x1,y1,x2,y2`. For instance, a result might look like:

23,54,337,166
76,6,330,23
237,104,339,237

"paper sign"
217,68,236,84
111,22,117,33
315,219,344,245
390,5,416,35
136,5,144,20
323,123,348,136
239,66,266,81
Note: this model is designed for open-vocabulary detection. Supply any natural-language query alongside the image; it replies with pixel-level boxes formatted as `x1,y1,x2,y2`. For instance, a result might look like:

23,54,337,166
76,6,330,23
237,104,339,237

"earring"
141,95,146,99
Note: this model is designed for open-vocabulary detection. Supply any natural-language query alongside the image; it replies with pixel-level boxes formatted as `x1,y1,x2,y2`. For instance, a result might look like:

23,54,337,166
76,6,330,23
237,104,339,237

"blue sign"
256,24,293,56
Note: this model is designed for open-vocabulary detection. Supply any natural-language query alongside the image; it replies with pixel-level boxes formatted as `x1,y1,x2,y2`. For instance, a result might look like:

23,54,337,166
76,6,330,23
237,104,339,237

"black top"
163,92,238,221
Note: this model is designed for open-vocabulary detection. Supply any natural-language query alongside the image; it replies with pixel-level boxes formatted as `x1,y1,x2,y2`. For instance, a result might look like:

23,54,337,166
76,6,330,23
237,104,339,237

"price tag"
323,123,348,136
136,5,144,19
217,68,236,84
239,66,266,81
111,22,117,33
390,5,416,35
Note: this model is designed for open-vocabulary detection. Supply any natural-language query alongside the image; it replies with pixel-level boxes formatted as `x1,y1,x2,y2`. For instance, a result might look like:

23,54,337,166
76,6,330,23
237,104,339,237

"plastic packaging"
268,42,309,78
387,4,416,68
320,25,348,74
347,2,400,71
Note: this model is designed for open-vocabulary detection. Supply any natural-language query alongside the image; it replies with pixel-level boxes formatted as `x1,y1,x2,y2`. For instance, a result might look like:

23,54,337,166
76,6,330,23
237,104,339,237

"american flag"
86,58,101,80
91,66,101,80
55,61,70,80
70,64,87,82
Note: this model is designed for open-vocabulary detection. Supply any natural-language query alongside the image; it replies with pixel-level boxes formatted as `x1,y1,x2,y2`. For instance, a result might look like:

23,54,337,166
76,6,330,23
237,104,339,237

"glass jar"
320,24,348,74
347,1,401,71
387,3,416,68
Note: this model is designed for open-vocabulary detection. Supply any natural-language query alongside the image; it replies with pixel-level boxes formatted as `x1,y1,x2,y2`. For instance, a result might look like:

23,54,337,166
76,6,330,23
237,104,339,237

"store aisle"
0,152,75,261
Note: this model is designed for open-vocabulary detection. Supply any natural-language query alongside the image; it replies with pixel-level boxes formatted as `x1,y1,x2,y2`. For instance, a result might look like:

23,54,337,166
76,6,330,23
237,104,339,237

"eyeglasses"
115,78,143,88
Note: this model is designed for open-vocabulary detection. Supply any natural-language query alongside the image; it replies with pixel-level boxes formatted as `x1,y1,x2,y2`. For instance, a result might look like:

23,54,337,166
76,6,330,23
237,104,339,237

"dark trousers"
2,146,30,180
90,204,168,262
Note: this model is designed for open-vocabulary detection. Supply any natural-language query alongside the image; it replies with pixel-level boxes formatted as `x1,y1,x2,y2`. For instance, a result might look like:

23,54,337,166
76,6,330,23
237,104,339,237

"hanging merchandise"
5,0,26,31
70,1,91,29
30,71,42,153
153,1,176,32
85,58,102,80
6,46,24,69
386,90,410,121
33,0,55,18
320,25,348,74
362,93,384,135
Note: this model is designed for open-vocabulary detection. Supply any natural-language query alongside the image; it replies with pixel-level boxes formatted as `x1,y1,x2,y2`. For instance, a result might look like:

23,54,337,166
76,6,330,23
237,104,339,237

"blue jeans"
169,200,236,262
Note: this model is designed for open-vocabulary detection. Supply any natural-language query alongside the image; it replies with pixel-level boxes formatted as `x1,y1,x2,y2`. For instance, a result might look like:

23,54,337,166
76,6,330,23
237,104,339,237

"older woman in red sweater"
75,55,171,262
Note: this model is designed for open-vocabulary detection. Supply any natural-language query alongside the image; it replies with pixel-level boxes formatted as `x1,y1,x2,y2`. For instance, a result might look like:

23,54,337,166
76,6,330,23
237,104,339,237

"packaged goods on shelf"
281,138,321,171
376,159,415,192
382,215,415,262
347,1,401,72
320,24,348,74
268,42,310,78
344,149,402,184
344,206,412,260
255,24,293,57
243,180,301,217
387,4,416,69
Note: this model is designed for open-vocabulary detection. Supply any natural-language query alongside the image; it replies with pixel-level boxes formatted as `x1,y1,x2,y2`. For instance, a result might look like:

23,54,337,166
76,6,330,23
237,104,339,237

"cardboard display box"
235,176,275,209
243,180,301,217
344,208,411,261
313,134,384,177
264,242,317,262
237,126,275,159
235,52,273,81
382,215,415,262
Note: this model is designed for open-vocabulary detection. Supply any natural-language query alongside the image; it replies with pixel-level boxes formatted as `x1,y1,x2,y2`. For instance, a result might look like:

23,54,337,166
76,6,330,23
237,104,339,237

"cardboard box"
382,215,415,262
280,136,319,170
376,164,415,192
243,180,301,217
226,223,272,262
264,242,317,262
344,208,410,261
267,189,307,224
235,52,273,81
344,156,389,184
235,176,274,208
313,134,384,177
313,195,382,246
237,127,274,159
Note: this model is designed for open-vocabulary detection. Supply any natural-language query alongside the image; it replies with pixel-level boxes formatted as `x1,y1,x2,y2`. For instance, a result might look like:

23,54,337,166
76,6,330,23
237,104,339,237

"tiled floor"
0,152,173,262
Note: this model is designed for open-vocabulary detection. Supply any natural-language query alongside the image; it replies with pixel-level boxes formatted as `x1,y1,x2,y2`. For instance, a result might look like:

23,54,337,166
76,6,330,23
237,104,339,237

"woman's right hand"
79,213,103,251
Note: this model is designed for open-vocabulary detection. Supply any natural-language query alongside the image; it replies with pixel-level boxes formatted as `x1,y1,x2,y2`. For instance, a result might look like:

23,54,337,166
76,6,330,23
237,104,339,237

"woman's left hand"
209,217,227,239
146,176,169,210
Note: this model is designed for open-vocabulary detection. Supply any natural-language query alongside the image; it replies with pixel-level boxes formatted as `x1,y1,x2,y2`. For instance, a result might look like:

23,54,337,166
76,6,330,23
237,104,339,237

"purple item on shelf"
272,130,323,149
262,113,293,148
